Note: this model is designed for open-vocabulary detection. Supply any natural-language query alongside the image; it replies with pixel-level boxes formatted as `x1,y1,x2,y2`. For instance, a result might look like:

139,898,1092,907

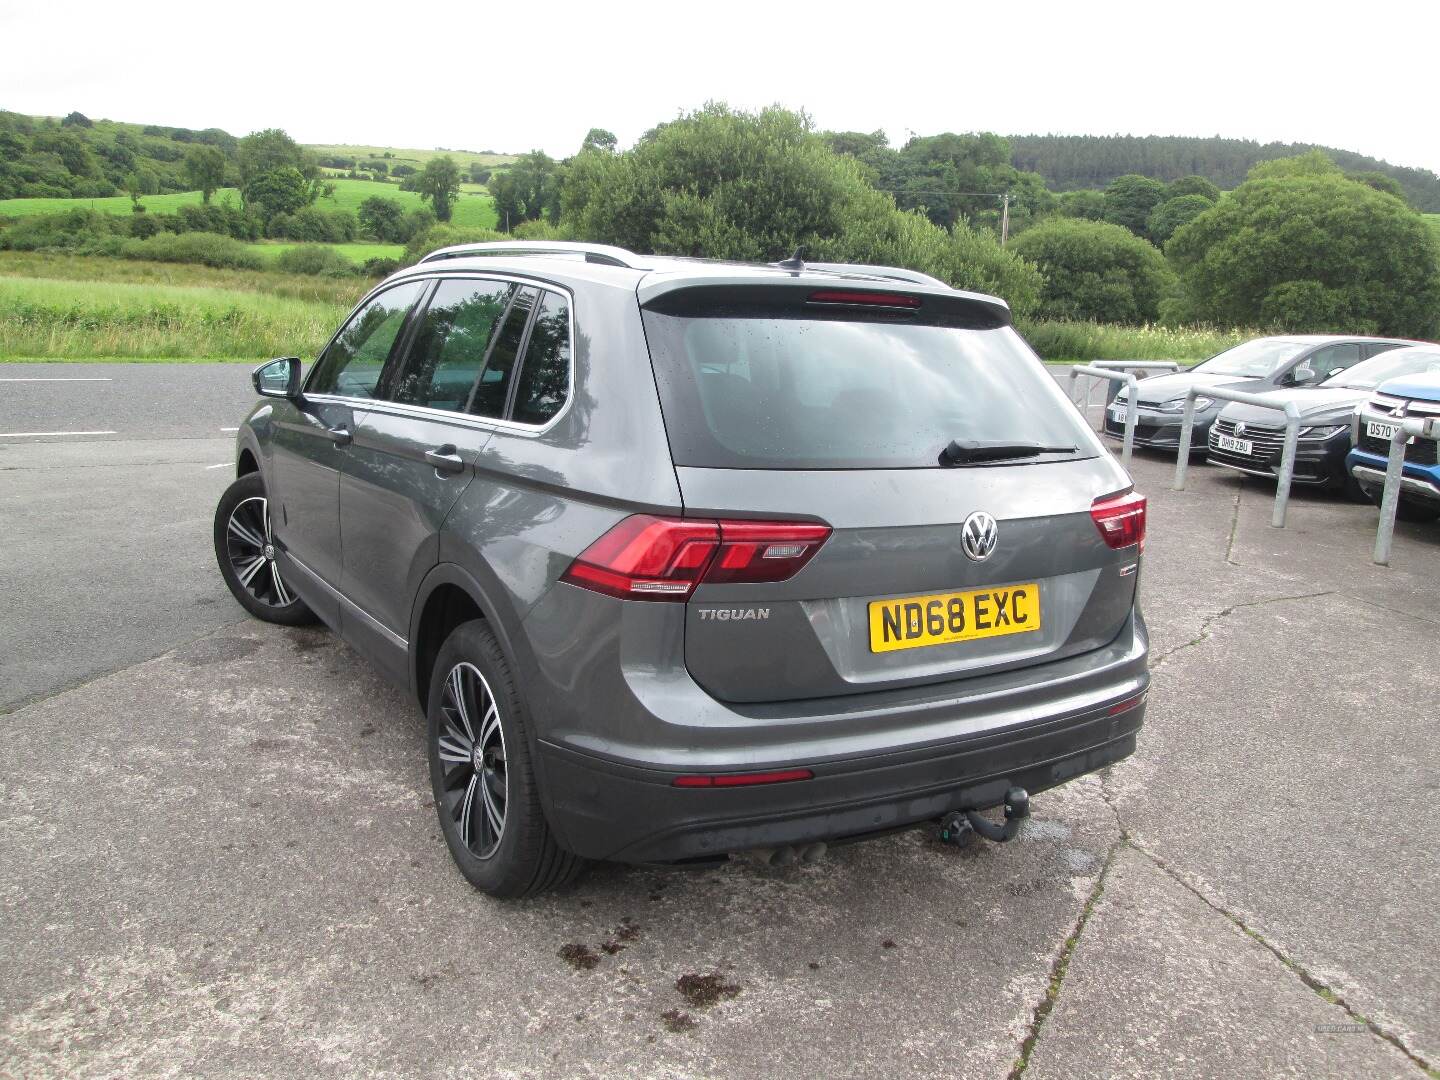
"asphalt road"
1,364,256,711
1,362,1437,1078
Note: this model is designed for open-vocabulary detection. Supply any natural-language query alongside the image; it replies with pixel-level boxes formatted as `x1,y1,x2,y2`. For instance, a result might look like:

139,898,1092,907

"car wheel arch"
408,562,534,717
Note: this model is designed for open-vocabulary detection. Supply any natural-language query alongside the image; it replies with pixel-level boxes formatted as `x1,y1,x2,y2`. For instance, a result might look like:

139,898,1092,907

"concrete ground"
1,364,1437,1078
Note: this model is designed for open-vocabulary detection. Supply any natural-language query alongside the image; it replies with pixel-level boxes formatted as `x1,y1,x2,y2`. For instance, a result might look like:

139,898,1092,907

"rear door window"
384,278,514,412
469,286,539,419
510,292,571,425
308,282,426,398
641,289,1094,469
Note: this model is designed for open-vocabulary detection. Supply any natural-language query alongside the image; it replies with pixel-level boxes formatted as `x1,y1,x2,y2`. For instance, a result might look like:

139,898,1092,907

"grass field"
247,241,404,265
0,178,498,229
307,144,516,171
1018,319,1242,363
0,252,365,360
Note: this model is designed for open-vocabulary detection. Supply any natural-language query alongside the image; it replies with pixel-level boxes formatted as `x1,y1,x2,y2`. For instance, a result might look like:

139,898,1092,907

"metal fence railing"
1067,361,1181,411
1066,362,1182,470
1068,366,1139,468
1172,386,1303,528
1364,415,1440,565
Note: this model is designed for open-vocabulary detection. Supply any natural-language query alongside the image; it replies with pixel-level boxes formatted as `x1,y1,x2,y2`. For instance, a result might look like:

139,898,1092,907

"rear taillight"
560,516,831,601
1091,491,1146,551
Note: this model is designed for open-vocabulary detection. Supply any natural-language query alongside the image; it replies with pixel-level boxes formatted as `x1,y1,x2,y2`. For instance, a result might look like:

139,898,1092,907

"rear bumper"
539,703,1142,863
534,611,1149,863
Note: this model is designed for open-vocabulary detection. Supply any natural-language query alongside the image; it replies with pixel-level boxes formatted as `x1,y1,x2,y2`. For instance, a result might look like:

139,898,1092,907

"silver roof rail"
418,240,651,268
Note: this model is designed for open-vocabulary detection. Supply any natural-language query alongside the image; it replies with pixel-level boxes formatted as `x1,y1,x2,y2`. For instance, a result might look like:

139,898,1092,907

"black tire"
1340,472,1368,503
1396,500,1440,523
213,472,316,626
427,619,586,898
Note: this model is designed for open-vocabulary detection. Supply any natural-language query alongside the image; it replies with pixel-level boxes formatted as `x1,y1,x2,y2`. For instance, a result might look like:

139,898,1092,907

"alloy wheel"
435,662,508,859
225,496,293,608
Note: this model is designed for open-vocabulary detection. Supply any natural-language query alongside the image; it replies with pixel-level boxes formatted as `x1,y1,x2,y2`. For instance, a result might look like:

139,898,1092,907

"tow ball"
939,787,1030,847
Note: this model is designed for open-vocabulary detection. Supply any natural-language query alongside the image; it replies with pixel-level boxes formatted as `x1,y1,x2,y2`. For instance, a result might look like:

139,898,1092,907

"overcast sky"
5,0,1439,174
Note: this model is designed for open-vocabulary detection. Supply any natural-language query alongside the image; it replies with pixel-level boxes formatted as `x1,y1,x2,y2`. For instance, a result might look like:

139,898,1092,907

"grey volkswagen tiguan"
213,241,1150,897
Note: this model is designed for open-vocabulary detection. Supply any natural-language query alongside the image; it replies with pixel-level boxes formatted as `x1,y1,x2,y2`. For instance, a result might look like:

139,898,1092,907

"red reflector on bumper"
1106,693,1147,716
672,768,814,788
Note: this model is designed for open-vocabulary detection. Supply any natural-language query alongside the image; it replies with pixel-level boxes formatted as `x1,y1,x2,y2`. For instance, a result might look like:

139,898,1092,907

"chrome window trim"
301,271,577,436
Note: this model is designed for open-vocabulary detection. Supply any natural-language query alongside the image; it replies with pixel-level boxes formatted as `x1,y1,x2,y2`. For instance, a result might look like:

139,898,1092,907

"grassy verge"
0,254,357,360
0,251,371,305
0,178,498,229
0,251,1249,364
1019,319,1248,364
247,241,404,265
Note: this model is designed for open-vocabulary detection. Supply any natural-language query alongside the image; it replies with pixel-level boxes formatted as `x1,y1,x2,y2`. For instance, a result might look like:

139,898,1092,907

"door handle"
323,425,352,446
425,445,465,475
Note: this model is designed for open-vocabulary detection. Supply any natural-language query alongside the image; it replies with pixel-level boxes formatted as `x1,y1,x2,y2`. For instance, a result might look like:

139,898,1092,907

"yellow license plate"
868,583,1041,653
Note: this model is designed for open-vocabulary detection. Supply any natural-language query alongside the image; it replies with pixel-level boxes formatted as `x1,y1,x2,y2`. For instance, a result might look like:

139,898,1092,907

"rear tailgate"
677,463,1137,702
639,278,1140,704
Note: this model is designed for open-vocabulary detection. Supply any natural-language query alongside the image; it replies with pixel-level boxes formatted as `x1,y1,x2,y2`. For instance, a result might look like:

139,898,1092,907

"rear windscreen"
641,297,1095,470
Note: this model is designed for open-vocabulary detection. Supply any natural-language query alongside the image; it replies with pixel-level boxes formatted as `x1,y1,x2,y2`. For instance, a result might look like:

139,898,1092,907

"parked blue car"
1347,372,1440,522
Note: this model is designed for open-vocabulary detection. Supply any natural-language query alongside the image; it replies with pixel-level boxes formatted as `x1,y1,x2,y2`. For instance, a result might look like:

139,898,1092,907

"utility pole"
1000,194,1011,247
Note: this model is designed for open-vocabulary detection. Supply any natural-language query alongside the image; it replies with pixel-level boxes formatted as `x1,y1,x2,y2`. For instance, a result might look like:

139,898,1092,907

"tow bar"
939,787,1030,846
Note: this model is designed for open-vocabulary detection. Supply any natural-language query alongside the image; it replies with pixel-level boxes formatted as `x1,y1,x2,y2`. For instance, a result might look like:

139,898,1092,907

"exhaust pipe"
736,842,827,867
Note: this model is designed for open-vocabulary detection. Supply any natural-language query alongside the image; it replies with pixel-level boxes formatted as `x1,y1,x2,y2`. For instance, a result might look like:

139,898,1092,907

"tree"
1347,171,1407,202
358,195,406,242
1101,174,1168,235
825,129,1054,233
580,128,617,154
1009,218,1173,323
61,111,92,128
183,144,228,204
1166,171,1440,337
237,128,315,188
244,166,311,221
1246,149,1340,180
124,168,158,209
468,163,491,185
1166,175,1220,202
488,152,561,230
414,155,462,221
1057,189,1107,221
1147,194,1215,245
559,104,1042,311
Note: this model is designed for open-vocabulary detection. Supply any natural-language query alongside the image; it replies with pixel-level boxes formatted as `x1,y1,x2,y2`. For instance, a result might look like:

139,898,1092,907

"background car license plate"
1216,433,1252,454
1368,420,1402,440
869,584,1041,653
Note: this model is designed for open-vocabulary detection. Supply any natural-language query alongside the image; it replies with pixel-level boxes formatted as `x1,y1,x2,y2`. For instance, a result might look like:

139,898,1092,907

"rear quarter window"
641,292,1095,469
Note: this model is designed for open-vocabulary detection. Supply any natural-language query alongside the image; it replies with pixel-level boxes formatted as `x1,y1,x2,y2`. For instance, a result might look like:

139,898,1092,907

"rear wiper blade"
939,439,1078,466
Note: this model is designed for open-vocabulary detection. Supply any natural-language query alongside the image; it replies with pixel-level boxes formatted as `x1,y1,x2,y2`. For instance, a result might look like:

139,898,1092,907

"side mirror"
253,356,302,399
1285,363,1316,386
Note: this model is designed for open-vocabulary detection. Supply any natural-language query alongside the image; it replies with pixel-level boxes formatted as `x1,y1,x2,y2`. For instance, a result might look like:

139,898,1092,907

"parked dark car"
1206,345,1440,495
1103,335,1419,454
213,241,1150,897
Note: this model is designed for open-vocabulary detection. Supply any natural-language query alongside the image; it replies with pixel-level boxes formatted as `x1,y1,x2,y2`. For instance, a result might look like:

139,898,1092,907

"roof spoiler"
788,261,954,291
